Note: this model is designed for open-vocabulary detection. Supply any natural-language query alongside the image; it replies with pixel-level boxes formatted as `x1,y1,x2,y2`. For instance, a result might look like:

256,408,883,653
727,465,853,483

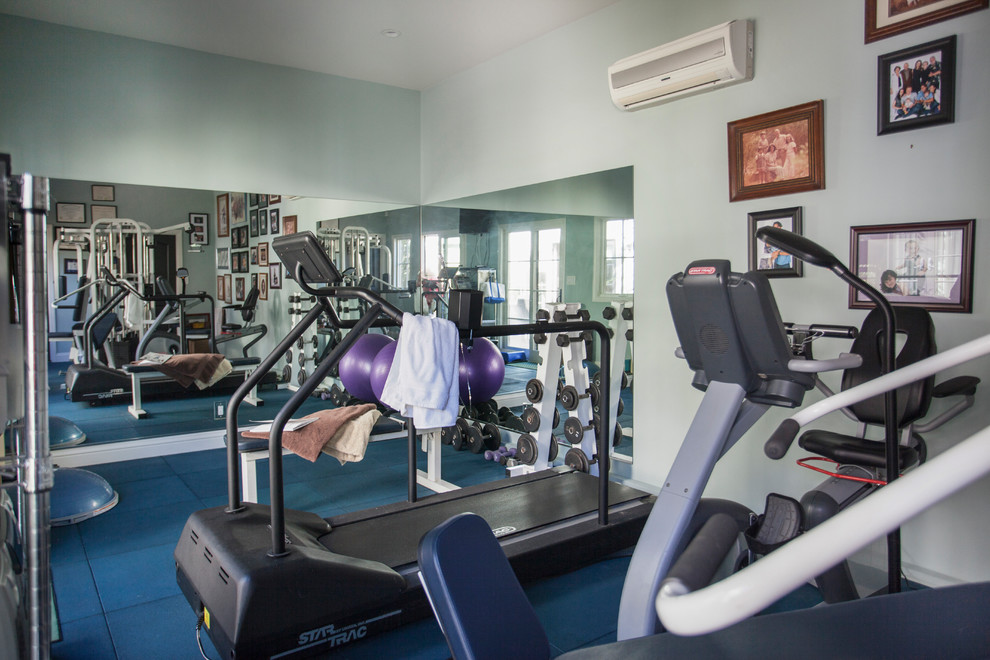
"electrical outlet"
214,401,225,420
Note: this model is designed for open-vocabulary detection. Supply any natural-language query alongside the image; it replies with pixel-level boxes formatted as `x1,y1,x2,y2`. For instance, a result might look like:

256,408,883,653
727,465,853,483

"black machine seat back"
239,286,259,323
155,276,181,312
666,260,814,408
71,275,90,324
843,306,936,426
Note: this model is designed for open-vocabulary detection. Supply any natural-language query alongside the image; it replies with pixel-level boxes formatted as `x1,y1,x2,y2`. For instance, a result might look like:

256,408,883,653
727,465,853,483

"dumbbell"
483,447,517,465
552,309,591,323
535,309,551,322
465,422,501,454
562,416,595,444
559,385,596,411
520,406,560,433
440,418,475,450
525,378,544,403
564,447,593,473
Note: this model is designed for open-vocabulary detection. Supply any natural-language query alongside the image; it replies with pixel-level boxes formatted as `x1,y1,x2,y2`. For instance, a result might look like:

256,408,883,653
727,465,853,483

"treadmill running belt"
322,470,648,568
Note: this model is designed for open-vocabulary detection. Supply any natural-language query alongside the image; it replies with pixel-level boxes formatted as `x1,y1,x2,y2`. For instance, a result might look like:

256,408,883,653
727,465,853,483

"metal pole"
20,173,53,660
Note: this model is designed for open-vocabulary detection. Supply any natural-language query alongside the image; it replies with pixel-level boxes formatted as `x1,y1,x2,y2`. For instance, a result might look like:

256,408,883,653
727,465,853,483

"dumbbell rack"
518,302,600,476
284,292,321,391
603,302,633,457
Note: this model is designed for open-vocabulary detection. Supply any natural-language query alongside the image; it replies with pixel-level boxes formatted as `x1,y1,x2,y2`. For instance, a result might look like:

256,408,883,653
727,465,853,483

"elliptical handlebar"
756,226,843,271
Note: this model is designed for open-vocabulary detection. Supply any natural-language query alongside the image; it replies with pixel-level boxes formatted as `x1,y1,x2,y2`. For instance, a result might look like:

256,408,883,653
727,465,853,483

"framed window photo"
849,219,974,312
269,262,282,290
283,215,298,235
224,274,232,304
91,185,114,201
189,212,209,246
259,272,270,300
216,193,230,238
216,247,230,271
91,205,117,221
727,100,825,202
56,202,86,225
748,207,804,278
865,0,987,43
258,242,269,267
878,36,955,135
250,209,259,238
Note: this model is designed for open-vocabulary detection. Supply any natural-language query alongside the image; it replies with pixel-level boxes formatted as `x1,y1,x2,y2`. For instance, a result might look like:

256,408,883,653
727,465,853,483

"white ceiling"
0,0,622,90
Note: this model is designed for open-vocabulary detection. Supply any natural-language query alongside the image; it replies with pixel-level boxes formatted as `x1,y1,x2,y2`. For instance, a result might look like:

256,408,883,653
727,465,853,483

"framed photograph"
269,194,281,204
217,275,225,302
878,36,955,135
216,193,230,238
230,193,246,226
265,209,276,236
189,212,209,246
235,277,245,302
91,185,114,201
283,215,298,235
269,209,280,235
269,262,282,290
250,209,259,238
224,274,232,304
250,246,258,265
64,258,78,275
258,242,269,267
56,202,86,225
258,194,268,209
251,273,258,290
241,251,251,273
259,272,270,300
866,0,987,43
728,100,825,202
748,207,804,278
216,247,230,271
91,205,117,221
249,193,259,207
849,219,974,312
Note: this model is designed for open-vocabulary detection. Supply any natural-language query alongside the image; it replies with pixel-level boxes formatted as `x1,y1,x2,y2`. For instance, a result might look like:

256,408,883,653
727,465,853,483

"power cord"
196,613,216,660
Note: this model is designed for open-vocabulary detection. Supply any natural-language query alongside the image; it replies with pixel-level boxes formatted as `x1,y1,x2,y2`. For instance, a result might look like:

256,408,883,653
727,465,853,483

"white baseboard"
51,430,226,467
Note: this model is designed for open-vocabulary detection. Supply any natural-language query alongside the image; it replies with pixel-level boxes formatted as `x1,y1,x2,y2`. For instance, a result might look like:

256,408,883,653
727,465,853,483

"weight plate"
613,422,623,448
516,434,538,466
588,384,600,408
525,378,544,403
616,399,624,416
296,337,304,350
549,435,559,462
592,370,602,389
440,426,457,446
553,408,561,429
497,406,514,421
477,399,497,414
559,385,580,411
622,371,630,389
520,407,540,433
504,416,526,432
578,309,590,322
297,368,307,385
455,417,473,433
563,416,585,444
298,352,307,366
310,335,319,347
564,448,590,473
281,365,292,382
286,350,293,365
451,427,466,451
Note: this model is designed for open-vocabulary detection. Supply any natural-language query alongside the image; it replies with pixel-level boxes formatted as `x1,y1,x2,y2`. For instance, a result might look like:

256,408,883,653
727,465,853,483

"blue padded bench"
500,347,528,363
122,356,261,419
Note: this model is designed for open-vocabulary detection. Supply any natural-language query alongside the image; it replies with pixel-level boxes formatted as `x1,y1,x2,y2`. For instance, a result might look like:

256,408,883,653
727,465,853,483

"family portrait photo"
748,207,804,278
878,35,955,134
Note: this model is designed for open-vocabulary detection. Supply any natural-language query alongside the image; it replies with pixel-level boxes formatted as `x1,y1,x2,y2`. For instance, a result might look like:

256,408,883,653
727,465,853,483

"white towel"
380,313,460,429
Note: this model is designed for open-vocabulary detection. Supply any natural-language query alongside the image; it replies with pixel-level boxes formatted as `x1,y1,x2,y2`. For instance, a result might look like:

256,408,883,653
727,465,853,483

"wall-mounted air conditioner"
608,20,754,111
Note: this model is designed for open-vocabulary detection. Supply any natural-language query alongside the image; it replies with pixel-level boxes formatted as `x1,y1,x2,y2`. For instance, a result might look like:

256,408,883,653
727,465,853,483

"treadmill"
174,231,655,659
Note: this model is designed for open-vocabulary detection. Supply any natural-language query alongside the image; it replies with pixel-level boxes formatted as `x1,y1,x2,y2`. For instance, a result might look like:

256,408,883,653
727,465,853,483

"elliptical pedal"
745,493,803,556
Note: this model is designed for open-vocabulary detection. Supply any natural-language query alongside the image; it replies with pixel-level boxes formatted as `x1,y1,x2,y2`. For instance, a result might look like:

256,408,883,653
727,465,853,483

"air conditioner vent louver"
608,20,753,111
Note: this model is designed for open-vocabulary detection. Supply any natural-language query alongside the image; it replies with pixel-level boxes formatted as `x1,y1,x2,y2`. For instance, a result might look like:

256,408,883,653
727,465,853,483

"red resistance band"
796,456,898,486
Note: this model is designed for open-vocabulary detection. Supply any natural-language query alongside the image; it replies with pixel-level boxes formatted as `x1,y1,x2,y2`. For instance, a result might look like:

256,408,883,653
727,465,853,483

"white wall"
0,16,421,204
421,0,990,584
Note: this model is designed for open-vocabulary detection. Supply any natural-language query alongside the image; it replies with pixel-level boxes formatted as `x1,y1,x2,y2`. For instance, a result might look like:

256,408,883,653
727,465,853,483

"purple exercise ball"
339,333,394,403
458,337,505,404
370,341,398,404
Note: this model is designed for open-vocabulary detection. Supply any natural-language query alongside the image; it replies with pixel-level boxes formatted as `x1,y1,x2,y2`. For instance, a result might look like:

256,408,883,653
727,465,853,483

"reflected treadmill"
174,232,654,659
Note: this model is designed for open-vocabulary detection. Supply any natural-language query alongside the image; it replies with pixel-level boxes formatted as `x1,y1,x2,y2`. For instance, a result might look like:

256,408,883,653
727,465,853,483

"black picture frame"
250,209,259,238
748,207,804,278
878,35,956,135
849,219,974,313
189,212,209,246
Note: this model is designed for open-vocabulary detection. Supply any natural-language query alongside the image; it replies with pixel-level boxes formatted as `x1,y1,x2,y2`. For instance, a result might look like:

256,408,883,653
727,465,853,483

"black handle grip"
662,513,739,594
784,323,859,339
765,418,801,460
756,227,841,270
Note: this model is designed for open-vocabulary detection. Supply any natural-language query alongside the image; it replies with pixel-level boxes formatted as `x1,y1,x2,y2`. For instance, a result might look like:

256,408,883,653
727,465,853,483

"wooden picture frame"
283,215,297,235
235,277,245,302
91,184,114,201
259,272,270,300
258,242,269,267
224,274,232,304
878,35,955,135
216,247,229,271
230,193,246,226
269,262,281,290
217,275,225,302
727,100,825,202
849,219,974,312
269,194,281,204
56,202,86,225
189,212,209,246
865,0,987,43
250,246,258,265
216,193,230,238
748,207,804,278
